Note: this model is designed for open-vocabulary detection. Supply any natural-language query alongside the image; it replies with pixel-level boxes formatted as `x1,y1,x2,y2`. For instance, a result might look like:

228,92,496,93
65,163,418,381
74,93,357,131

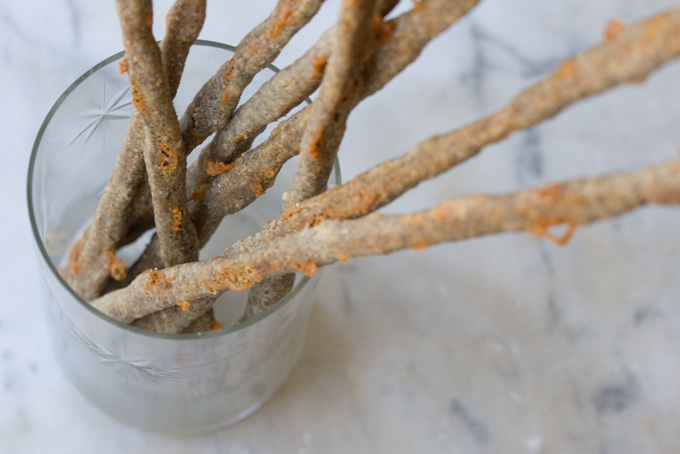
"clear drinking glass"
27,41,336,435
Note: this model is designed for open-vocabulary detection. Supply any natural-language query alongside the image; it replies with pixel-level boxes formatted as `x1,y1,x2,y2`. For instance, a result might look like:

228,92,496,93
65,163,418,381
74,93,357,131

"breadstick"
115,0,198,268
91,161,680,323
247,0,378,318
286,0,377,205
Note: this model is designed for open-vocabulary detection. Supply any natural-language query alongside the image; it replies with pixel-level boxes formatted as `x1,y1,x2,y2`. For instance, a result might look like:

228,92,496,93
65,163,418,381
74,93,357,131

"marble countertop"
3,0,680,452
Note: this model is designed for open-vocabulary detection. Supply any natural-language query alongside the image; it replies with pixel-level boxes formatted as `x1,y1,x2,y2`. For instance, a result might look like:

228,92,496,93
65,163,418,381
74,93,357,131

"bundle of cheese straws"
62,0,680,333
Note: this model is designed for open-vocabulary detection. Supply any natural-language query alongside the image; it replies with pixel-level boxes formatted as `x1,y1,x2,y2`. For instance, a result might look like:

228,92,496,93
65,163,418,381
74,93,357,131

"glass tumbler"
27,41,334,435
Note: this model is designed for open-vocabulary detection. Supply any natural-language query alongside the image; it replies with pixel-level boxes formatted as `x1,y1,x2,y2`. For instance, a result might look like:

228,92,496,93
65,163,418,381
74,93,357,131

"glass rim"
26,40,336,340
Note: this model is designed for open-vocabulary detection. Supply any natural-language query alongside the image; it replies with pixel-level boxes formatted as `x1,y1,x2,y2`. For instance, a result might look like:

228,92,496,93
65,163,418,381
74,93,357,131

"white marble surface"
3,0,680,452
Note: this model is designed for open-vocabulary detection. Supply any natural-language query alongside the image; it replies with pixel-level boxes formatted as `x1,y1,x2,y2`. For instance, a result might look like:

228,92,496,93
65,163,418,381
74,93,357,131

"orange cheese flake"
253,180,265,198
118,57,129,75
205,161,235,177
211,320,226,331
203,264,262,294
130,85,148,116
221,64,235,82
267,1,294,39
68,233,87,276
373,16,396,44
556,59,576,81
231,132,247,144
412,0,428,12
176,301,191,311
248,41,262,56
529,221,577,246
171,207,183,233
70,261,82,276
143,269,174,295
158,140,179,175
105,249,128,281
604,19,626,42
337,253,354,263
296,261,319,277
311,55,329,80
535,183,563,202
412,241,429,251
191,184,207,202
307,128,324,160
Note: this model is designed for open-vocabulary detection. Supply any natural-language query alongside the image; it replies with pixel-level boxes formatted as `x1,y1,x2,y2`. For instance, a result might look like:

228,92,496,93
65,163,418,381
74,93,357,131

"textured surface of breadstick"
180,0,323,153
196,109,308,244
192,0,401,195
161,0,207,96
198,0,470,198
130,22,317,332
91,161,680,323
287,0,377,205
116,0,198,268
62,0,205,300
120,0,325,265
240,274,296,322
